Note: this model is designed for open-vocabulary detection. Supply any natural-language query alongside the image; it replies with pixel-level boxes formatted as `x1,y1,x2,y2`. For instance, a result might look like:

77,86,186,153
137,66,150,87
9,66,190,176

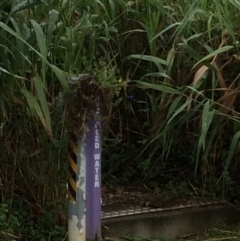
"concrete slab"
102,203,240,240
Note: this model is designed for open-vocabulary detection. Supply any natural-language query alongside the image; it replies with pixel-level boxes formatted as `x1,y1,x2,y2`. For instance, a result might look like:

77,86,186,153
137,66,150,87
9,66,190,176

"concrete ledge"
102,204,240,240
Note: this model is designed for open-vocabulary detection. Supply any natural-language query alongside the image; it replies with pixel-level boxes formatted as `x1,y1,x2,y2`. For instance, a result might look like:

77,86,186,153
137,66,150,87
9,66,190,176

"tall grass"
102,0,240,195
0,0,119,223
122,0,240,195
1,0,240,232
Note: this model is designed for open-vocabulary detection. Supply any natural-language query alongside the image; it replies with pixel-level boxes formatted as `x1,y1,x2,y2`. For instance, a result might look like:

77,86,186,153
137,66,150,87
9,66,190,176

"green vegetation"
1,0,240,239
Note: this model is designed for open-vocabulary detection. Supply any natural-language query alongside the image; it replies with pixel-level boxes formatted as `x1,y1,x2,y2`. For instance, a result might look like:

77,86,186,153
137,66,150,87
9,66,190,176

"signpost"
68,131,87,241
67,75,102,241
86,104,101,240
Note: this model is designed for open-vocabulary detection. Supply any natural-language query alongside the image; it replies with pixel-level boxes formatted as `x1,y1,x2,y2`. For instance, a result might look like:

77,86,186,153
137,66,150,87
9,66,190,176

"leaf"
177,100,206,128
192,46,234,70
201,101,215,151
33,75,52,137
212,61,226,89
31,20,47,81
228,0,240,10
171,0,203,40
21,89,51,136
47,9,59,48
142,72,172,80
195,100,215,177
135,80,179,94
0,22,70,91
128,54,168,66
166,96,182,120
186,33,204,42
192,65,209,87
0,66,26,79
225,131,240,171
120,29,146,36
167,100,190,125
149,22,180,43
179,43,215,71
217,90,238,115
12,0,44,12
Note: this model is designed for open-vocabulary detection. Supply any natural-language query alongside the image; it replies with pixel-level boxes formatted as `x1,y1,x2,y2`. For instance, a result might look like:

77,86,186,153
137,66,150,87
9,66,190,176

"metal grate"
101,199,225,219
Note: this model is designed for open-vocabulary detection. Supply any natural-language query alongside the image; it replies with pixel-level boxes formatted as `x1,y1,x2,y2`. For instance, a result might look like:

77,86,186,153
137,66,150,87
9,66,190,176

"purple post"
86,105,101,241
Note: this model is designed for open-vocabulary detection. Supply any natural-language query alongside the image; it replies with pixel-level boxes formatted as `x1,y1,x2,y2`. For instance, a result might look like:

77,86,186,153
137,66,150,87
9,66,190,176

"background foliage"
1,0,240,239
